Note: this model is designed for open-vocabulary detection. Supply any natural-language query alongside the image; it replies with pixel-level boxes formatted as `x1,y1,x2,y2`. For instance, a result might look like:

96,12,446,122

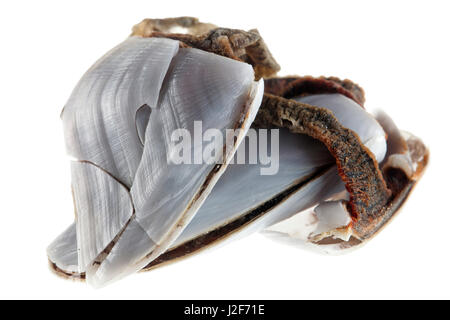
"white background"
0,0,448,299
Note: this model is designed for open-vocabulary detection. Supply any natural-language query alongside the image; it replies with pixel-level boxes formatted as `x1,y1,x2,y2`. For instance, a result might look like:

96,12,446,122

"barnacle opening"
142,165,333,271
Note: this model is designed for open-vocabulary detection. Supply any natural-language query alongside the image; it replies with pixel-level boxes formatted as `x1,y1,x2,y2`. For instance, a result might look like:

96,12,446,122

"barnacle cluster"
47,17,428,287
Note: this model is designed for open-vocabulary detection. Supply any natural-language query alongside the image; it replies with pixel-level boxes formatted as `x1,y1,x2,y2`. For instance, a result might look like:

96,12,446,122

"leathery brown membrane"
47,17,429,286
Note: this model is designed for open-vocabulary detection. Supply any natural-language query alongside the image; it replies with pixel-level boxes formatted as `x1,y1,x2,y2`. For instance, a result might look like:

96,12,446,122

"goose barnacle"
47,17,428,287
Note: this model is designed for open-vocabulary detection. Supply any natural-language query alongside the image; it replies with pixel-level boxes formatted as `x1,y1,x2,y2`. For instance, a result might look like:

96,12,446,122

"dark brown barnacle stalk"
264,76,365,106
131,17,280,79
258,76,428,243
